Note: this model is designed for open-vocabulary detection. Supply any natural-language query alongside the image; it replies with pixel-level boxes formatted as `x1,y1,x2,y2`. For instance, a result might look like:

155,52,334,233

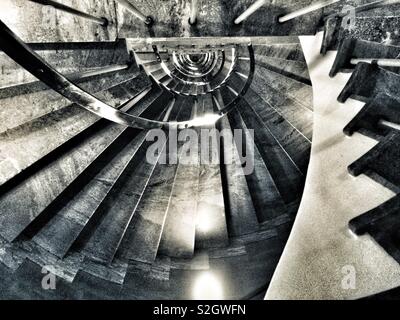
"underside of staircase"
0,0,400,300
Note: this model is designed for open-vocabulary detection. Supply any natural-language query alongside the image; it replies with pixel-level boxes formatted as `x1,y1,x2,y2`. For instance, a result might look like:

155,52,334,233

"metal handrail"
0,20,202,130
115,0,153,25
234,0,341,25
0,63,130,92
350,58,400,67
234,0,267,24
279,0,341,23
189,0,199,25
378,119,400,131
27,0,108,26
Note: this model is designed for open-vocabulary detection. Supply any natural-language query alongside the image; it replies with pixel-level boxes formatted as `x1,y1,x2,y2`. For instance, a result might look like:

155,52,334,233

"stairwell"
0,0,399,300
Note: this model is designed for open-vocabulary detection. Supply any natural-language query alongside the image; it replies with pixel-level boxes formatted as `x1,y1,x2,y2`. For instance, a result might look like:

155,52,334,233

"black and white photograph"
0,0,399,306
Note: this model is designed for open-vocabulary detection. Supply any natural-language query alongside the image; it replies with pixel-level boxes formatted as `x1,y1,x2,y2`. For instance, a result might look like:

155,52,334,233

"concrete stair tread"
223,104,288,223
0,66,140,134
349,132,400,187
195,95,229,249
254,54,311,85
158,97,200,259
26,90,165,261
75,95,173,264
235,94,304,206
244,86,312,173
0,87,169,243
117,99,186,264
31,130,148,259
214,92,260,237
250,69,314,139
255,63,313,107
0,39,130,89
0,76,151,187
253,43,306,62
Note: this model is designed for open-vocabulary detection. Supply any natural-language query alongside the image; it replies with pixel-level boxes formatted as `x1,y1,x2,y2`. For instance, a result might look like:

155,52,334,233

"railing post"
28,0,108,26
189,0,199,25
115,0,153,25
234,0,266,24
279,0,341,23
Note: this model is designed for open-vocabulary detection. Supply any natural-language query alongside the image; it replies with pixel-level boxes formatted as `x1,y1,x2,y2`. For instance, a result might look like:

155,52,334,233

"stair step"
338,62,400,103
81,257,128,285
254,55,311,85
31,89,164,267
258,60,312,103
344,92,400,139
235,93,304,205
252,43,306,62
116,146,178,264
33,132,146,259
330,38,400,77
0,40,130,89
248,70,313,139
0,66,139,134
0,74,151,186
243,86,311,173
350,194,400,264
169,252,209,270
134,51,170,63
75,88,173,264
350,193,400,236
117,99,186,264
222,98,288,223
229,71,312,154
95,73,151,107
208,245,247,259
230,228,278,246
0,237,26,271
214,93,259,237
348,132,400,188
124,257,172,287
158,97,200,259
22,242,84,283
195,95,229,249
68,94,172,264
0,87,169,243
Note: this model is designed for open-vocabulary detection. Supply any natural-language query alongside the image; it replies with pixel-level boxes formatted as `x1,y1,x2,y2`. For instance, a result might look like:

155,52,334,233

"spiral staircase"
0,0,400,300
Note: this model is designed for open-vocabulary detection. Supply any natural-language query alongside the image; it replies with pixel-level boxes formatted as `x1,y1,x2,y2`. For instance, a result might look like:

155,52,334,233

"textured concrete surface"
265,32,400,300
195,96,229,249
0,0,117,42
244,86,311,174
0,74,148,187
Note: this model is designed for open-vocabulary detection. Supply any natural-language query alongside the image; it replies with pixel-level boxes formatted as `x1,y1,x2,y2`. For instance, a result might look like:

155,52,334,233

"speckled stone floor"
265,32,400,300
